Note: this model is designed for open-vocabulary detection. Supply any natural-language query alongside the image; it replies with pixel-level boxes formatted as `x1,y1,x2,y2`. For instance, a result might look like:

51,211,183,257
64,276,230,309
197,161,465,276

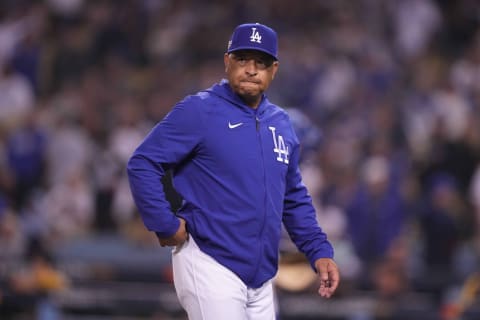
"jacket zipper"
250,114,268,285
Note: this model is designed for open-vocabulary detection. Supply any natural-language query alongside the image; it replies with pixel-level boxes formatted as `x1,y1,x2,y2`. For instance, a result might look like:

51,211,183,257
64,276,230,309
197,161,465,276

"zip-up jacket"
127,79,334,288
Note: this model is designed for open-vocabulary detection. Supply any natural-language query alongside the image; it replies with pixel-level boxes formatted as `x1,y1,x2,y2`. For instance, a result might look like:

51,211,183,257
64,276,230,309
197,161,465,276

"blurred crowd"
0,0,480,319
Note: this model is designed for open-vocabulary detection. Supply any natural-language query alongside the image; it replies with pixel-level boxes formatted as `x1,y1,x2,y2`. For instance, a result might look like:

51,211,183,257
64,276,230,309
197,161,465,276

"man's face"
224,50,279,108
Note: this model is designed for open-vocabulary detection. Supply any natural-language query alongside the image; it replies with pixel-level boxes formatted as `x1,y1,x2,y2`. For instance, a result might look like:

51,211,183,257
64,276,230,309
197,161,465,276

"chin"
239,89,261,99
241,85,262,95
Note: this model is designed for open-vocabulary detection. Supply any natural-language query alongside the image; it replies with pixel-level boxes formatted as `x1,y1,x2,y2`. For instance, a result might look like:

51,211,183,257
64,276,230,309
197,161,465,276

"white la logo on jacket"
250,27,262,43
269,126,289,164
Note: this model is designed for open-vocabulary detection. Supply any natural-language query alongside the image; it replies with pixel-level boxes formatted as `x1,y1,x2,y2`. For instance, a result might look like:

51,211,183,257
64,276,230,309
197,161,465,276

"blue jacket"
127,79,334,288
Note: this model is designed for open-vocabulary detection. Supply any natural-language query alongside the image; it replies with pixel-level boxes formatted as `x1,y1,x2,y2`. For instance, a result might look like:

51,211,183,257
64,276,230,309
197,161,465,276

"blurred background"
0,0,480,319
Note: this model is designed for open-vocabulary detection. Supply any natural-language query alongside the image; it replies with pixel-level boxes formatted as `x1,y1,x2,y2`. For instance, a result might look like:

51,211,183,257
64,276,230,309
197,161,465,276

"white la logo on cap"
250,27,262,43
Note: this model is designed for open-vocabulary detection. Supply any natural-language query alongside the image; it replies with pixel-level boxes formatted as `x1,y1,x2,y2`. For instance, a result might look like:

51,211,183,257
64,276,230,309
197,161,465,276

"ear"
271,61,279,80
224,53,229,72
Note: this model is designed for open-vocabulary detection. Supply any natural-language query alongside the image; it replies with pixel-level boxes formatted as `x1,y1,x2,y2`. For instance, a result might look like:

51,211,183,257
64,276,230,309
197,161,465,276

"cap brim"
227,46,278,61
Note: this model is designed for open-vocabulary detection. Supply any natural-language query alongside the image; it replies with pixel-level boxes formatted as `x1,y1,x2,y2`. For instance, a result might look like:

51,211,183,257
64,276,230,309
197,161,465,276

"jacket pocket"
172,233,190,255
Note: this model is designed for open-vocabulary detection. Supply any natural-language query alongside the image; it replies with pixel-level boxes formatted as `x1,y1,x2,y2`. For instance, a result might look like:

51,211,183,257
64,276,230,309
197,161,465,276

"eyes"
231,54,274,70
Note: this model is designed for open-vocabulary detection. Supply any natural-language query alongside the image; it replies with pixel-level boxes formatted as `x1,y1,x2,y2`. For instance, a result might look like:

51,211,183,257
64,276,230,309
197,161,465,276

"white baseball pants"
171,236,276,320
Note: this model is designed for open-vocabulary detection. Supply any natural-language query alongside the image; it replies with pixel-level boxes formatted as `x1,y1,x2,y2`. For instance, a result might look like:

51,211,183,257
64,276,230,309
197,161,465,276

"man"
127,23,339,320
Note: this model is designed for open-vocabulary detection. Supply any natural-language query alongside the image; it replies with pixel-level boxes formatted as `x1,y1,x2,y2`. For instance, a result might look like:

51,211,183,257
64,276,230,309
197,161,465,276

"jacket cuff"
153,217,180,239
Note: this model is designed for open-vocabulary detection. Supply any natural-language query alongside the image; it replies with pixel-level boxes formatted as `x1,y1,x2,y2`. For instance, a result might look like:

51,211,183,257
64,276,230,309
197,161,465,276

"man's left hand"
315,258,340,298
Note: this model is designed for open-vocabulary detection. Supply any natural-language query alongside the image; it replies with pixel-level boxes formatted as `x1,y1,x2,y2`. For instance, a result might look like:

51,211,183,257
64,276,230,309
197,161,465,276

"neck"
238,93,261,109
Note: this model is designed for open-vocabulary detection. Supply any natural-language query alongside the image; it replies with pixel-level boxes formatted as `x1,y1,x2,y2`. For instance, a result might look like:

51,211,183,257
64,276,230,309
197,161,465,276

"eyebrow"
231,51,272,60
231,52,275,65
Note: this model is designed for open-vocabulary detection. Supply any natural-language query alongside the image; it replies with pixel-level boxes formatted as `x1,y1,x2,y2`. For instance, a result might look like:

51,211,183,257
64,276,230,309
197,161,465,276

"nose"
244,59,258,75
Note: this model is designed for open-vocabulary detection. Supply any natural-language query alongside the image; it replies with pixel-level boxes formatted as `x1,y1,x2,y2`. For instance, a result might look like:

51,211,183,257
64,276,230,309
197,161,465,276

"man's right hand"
157,218,189,247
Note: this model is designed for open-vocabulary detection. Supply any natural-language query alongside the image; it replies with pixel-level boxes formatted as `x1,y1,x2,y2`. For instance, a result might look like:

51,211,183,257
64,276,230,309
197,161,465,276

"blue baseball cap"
227,23,278,60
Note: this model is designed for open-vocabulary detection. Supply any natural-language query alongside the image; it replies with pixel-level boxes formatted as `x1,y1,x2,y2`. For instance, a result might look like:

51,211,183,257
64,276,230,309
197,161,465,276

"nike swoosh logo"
228,122,243,129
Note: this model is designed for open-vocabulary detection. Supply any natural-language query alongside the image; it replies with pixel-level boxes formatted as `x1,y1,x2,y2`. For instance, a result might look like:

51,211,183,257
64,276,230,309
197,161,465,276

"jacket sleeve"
126,99,203,238
282,140,334,271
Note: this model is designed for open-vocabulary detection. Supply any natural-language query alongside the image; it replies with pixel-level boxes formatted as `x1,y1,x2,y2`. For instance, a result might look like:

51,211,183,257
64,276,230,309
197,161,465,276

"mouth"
240,79,261,84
